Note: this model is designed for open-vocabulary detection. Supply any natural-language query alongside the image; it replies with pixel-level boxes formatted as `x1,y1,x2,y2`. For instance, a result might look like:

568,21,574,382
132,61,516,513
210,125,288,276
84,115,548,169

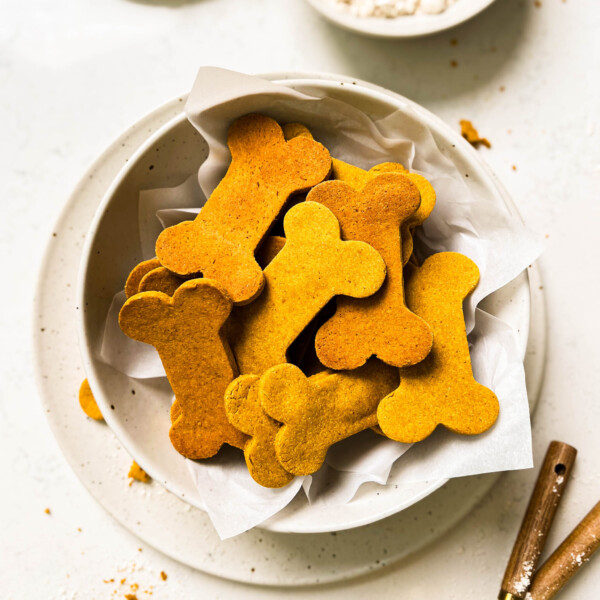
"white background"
1,0,599,597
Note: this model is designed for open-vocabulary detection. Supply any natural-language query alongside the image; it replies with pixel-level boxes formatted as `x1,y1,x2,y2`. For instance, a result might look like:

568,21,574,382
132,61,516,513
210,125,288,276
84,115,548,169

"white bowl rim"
77,71,530,534
303,0,498,38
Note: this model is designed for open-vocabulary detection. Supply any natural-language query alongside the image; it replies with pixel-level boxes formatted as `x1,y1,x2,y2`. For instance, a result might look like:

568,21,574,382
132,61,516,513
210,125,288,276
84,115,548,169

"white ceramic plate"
76,73,535,534
34,74,546,583
304,0,498,38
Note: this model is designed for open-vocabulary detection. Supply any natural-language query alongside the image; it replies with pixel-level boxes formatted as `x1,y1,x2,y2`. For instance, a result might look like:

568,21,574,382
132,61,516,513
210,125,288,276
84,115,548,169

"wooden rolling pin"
499,441,577,600
526,500,600,599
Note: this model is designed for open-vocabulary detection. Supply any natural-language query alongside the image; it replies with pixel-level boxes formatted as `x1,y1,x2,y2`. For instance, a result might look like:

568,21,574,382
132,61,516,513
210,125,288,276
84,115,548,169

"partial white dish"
76,73,535,534
304,0,497,38
33,74,546,583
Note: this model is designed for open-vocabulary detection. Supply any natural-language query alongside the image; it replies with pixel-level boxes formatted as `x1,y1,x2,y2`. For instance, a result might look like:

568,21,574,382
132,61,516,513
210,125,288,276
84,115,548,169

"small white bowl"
304,0,498,38
78,72,531,534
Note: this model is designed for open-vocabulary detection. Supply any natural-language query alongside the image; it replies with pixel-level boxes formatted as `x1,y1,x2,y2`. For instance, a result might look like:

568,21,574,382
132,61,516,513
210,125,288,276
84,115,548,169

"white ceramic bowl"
304,0,497,38
78,72,531,534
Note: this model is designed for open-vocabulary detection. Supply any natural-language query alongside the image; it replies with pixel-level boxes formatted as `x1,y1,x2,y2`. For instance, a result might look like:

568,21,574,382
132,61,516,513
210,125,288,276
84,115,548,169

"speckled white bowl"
304,0,498,38
77,72,531,534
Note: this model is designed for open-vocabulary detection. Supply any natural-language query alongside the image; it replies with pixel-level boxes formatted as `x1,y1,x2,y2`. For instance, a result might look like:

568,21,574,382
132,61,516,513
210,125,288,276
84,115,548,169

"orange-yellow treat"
313,175,432,370
224,375,294,488
79,378,103,421
128,461,151,484
119,279,247,459
260,360,398,476
155,114,331,304
282,122,406,189
281,122,313,140
139,267,185,296
282,123,429,264
368,162,407,175
395,172,436,264
125,258,161,298
460,119,491,149
229,201,386,375
255,236,286,269
377,253,499,443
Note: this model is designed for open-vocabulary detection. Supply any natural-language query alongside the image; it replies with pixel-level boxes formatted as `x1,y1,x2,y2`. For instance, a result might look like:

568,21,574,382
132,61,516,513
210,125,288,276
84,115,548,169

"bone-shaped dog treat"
313,175,433,370
394,173,436,264
230,201,386,375
139,266,185,296
369,165,436,261
224,375,294,488
119,279,247,459
377,252,499,443
155,114,331,304
282,122,406,190
260,360,399,476
124,258,161,298
282,124,436,265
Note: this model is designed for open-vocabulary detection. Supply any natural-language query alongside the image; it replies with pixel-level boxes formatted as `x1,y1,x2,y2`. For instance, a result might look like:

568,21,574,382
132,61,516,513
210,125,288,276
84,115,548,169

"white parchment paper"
99,68,542,539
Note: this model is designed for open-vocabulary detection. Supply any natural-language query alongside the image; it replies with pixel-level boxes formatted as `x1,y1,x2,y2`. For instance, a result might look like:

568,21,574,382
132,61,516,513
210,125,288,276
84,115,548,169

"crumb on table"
128,461,151,485
459,120,491,149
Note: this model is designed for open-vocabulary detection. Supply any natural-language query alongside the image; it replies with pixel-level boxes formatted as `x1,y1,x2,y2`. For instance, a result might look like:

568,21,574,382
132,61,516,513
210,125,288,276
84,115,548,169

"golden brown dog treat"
282,122,406,186
155,114,331,304
128,461,151,484
398,173,436,264
124,258,161,298
377,253,499,443
281,122,313,140
78,379,103,421
260,360,399,476
230,201,386,375
255,236,286,269
224,375,294,488
368,162,407,174
282,124,435,263
139,267,185,296
369,169,436,265
119,279,247,459
313,175,432,370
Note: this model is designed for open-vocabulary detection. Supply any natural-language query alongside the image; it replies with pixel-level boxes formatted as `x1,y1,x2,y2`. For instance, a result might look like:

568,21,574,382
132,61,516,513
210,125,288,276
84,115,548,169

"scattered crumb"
77,527,82,532
507,129,512,134
490,46,497,52
160,571,168,581
138,548,143,552
103,559,157,597
534,0,542,6
545,234,549,238
450,38,458,46
450,60,458,67
499,86,506,92
44,508,51,515
129,461,151,485
512,165,517,171
79,379,104,421
459,120,491,149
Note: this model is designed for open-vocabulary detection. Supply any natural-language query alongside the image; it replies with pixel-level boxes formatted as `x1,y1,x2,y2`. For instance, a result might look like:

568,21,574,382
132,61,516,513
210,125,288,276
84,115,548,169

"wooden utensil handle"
499,441,577,599
526,500,600,600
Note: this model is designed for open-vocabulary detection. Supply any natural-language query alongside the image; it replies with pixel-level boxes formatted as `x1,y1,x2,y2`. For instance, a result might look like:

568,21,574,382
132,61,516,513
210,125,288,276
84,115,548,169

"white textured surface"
1,0,599,598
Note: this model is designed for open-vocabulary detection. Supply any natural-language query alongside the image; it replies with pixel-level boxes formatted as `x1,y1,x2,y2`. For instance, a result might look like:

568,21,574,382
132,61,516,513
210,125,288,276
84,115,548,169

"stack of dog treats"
118,114,499,488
